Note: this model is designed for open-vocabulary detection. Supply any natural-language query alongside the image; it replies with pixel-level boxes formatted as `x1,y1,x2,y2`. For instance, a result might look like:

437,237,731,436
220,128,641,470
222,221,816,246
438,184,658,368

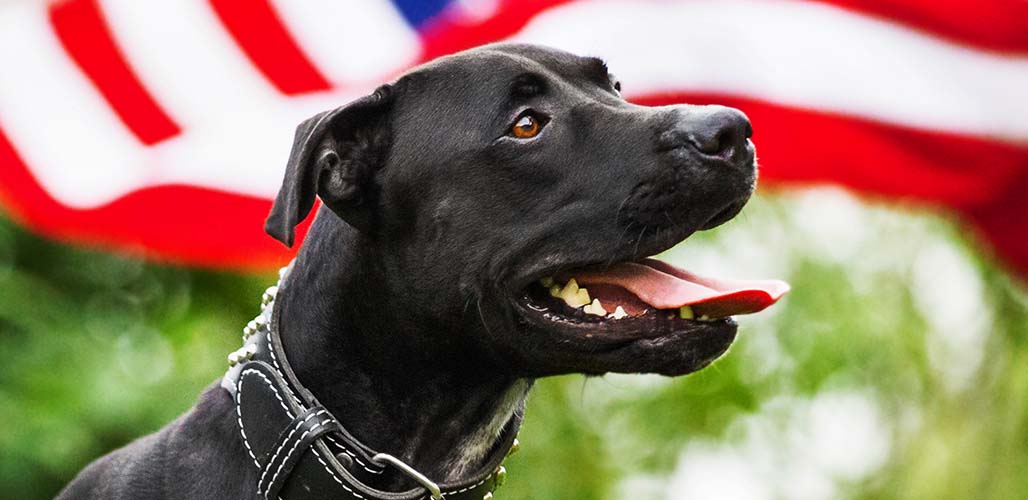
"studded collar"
221,264,520,500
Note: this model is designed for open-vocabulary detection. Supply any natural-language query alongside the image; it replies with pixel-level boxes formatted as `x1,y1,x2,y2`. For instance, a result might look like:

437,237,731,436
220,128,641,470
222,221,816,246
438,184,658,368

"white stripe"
3,0,365,208
268,0,419,84
98,0,282,130
8,0,1026,209
510,0,1028,144
0,4,147,208
96,0,298,204
94,0,386,207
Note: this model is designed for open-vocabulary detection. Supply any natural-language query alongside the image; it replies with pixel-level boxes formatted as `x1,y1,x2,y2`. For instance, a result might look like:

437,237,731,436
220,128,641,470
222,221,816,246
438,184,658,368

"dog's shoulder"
56,383,256,500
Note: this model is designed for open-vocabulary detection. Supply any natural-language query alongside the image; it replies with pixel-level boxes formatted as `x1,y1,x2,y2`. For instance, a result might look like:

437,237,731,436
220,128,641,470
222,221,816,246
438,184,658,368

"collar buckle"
371,453,443,499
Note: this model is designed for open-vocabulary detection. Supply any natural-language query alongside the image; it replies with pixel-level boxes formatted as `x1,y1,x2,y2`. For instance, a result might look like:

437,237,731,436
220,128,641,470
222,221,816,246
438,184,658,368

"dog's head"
266,44,786,377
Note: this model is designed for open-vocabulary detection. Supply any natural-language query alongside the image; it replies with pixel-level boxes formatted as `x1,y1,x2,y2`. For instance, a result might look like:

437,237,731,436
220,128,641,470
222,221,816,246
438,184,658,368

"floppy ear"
265,86,393,247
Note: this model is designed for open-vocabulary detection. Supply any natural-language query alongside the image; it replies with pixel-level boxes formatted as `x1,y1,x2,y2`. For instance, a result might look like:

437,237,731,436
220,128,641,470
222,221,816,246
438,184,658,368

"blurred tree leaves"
1,189,1026,500
0,216,267,497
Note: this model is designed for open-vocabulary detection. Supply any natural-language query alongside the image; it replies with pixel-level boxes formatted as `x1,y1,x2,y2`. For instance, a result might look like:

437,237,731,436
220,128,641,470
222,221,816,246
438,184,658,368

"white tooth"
576,288,590,305
549,285,562,297
560,279,590,307
584,299,607,316
679,306,694,320
540,277,554,288
611,306,628,319
563,278,578,294
698,314,712,322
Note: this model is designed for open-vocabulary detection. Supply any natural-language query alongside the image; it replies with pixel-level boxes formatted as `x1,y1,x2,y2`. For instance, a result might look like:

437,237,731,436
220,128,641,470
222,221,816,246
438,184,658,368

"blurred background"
0,1,1026,499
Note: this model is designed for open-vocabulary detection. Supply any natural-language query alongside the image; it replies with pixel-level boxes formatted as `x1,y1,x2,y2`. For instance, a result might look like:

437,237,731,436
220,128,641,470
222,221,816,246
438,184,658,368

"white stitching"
266,419,344,496
267,331,304,406
267,330,382,475
235,368,296,500
324,435,384,475
450,474,492,495
238,294,492,499
311,446,366,500
234,374,261,469
242,368,294,417
257,409,329,494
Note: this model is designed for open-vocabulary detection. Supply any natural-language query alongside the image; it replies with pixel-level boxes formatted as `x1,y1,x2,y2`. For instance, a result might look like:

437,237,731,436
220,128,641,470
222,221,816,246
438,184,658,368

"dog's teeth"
575,288,590,306
540,277,554,288
698,314,713,322
583,299,607,316
559,279,591,307
611,306,628,319
549,285,561,297
679,305,694,320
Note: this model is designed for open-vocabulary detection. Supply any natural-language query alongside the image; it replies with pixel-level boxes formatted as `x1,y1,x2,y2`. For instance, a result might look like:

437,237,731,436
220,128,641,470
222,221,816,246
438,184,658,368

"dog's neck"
275,216,530,485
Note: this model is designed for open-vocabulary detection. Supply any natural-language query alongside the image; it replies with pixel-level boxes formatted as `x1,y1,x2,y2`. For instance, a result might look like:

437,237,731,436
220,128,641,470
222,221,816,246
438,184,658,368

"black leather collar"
222,266,520,500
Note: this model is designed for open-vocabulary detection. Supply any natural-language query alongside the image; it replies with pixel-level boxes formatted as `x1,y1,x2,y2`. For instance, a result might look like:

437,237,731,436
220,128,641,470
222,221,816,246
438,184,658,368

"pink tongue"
573,258,790,318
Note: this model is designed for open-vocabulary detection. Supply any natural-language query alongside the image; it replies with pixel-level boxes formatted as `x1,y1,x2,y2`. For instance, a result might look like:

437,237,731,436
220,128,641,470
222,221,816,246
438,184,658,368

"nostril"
693,108,751,158
693,124,736,157
712,128,737,156
662,105,753,158
693,134,720,156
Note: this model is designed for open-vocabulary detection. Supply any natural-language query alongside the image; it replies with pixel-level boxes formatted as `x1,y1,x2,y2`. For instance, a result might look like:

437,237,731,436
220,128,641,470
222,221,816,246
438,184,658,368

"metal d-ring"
370,453,443,499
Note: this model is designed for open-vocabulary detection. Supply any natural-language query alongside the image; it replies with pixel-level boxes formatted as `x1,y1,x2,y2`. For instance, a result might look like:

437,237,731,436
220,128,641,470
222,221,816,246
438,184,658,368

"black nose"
688,106,752,158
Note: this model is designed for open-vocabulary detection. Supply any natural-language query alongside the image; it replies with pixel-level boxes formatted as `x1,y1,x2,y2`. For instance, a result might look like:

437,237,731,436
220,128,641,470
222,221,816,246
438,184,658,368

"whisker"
476,296,494,337
633,226,648,256
614,194,632,226
605,221,637,267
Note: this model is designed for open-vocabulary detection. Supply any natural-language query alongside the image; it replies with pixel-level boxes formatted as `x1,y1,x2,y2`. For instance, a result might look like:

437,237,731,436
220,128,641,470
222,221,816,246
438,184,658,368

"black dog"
57,43,783,500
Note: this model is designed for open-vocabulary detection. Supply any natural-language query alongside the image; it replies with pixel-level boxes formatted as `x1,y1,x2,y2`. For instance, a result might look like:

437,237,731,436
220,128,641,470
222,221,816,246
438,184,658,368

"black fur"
57,43,756,499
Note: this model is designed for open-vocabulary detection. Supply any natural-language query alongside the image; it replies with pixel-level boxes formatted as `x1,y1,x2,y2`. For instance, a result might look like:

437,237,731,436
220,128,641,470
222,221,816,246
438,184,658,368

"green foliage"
1,189,1025,499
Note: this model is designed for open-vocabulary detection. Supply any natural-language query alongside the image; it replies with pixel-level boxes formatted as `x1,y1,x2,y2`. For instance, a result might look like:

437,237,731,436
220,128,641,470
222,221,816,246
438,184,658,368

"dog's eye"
510,112,543,139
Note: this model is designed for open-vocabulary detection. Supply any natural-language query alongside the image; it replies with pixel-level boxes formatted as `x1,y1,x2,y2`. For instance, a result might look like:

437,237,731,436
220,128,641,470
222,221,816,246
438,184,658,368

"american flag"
0,0,1026,274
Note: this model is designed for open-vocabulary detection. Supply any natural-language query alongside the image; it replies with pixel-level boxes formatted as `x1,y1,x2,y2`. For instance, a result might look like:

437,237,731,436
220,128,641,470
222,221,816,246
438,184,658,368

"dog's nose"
688,105,752,158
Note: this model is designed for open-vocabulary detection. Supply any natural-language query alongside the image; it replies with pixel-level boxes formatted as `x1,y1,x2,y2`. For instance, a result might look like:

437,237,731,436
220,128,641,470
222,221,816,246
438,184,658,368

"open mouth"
517,257,789,339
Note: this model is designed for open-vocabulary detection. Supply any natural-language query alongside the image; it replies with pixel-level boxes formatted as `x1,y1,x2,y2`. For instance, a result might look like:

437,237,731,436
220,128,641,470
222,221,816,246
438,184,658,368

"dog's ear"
265,86,393,247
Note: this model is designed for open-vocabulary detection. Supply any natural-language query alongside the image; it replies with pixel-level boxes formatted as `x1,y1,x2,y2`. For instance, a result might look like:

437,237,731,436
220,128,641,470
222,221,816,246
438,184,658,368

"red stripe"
967,171,1028,278
208,0,332,95
0,128,299,271
2,94,1026,275
819,0,1028,54
635,92,1028,278
48,0,180,145
418,0,574,61
419,0,1028,61
632,92,1028,208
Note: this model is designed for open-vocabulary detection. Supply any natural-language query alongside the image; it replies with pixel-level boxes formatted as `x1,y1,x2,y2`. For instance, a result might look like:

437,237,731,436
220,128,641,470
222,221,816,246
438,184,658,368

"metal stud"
254,314,268,328
261,285,278,307
495,466,506,487
482,493,493,500
507,438,520,456
227,351,240,366
278,266,289,279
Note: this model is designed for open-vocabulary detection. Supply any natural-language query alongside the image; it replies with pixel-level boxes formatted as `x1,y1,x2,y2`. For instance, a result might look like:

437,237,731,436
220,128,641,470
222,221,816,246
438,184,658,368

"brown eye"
511,113,541,139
